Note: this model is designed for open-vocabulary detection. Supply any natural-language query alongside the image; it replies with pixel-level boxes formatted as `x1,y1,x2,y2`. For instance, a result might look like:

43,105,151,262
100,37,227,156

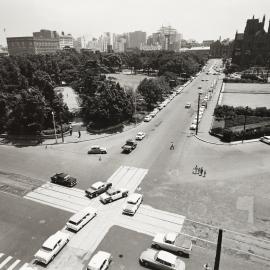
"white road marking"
7,259,21,270
0,256,12,269
0,254,3,259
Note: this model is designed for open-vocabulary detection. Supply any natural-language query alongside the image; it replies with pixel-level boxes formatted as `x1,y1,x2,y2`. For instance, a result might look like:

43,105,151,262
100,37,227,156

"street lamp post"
51,112,58,144
196,91,202,135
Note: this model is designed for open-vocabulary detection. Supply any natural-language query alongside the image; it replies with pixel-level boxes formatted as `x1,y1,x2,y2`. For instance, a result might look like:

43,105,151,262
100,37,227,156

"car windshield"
126,141,134,145
127,200,136,205
42,246,53,252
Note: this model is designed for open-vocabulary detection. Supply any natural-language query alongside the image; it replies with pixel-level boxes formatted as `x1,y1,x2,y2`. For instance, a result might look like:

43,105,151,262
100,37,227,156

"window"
99,260,106,270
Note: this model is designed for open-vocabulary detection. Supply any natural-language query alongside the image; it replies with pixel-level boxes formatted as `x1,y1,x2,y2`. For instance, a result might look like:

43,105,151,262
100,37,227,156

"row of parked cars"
189,93,209,130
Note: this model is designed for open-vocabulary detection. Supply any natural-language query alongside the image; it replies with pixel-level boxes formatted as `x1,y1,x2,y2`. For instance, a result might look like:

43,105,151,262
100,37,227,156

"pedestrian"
78,130,81,138
203,170,207,177
69,126,72,136
170,142,174,150
195,165,198,174
201,167,204,175
99,156,102,161
203,263,211,270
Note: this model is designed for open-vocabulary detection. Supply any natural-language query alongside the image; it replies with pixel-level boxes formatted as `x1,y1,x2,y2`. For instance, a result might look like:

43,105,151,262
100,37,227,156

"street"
0,59,269,269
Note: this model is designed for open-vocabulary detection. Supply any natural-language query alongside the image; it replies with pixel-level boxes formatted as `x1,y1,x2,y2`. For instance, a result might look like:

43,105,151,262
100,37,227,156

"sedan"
189,124,197,130
260,136,270,145
122,193,143,215
100,187,129,204
87,251,112,270
144,115,152,122
85,181,112,198
88,145,107,154
136,132,146,140
140,249,185,270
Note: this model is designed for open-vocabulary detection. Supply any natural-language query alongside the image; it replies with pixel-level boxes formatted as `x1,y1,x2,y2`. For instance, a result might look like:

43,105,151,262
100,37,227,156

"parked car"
152,232,193,257
66,207,97,232
122,139,137,153
122,193,143,215
34,231,70,265
260,136,270,145
100,187,129,204
185,102,191,109
189,124,197,130
144,115,152,122
136,132,146,140
51,173,77,187
88,145,107,154
85,181,112,198
139,249,185,270
87,251,112,270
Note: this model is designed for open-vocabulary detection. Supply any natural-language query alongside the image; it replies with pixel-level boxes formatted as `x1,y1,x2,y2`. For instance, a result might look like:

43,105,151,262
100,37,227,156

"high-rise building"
7,29,59,55
59,32,74,50
113,34,127,52
128,31,146,49
73,37,82,52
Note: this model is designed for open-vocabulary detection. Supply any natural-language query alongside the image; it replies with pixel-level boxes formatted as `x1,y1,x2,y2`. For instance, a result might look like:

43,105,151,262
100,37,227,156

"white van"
66,207,97,232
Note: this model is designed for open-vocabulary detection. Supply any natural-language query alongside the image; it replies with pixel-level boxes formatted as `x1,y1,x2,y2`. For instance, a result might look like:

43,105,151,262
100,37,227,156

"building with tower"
232,15,270,68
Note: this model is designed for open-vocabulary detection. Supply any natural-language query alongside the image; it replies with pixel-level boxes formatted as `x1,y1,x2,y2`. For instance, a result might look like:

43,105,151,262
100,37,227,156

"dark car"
51,173,77,187
85,181,112,198
122,139,137,153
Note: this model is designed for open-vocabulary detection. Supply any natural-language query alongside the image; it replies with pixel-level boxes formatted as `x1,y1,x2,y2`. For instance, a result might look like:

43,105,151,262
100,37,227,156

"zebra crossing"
24,166,148,213
0,253,32,270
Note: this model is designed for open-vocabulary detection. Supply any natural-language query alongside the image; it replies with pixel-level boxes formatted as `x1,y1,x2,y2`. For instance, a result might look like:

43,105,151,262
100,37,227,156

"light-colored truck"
152,232,192,257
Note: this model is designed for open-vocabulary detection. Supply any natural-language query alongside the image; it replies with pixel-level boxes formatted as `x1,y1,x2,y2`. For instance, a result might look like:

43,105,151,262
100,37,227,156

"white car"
136,132,146,140
34,231,70,265
260,136,270,145
144,115,152,122
66,207,97,232
185,102,191,108
87,251,112,270
152,232,193,257
150,110,158,117
122,193,143,215
189,124,197,130
100,187,129,204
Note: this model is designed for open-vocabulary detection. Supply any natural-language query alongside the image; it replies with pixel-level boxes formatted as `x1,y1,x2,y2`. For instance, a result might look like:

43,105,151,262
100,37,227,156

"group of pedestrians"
193,165,206,177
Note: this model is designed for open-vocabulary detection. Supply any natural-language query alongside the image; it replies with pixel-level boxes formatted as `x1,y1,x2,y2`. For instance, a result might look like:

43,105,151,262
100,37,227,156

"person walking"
78,130,81,138
203,263,211,270
203,170,207,177
69,125,72,136
170,142,174,150
195,165,198,174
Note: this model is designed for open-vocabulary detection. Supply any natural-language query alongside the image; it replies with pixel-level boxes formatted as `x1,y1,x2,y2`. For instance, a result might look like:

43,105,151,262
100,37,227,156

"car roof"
137,132,144,135
68,207,96,223
88,251,111,267
91,145,100,148
42,231,67,249
157,250,177,265
56,172,67,177
92,181,104,189
127,193,142,203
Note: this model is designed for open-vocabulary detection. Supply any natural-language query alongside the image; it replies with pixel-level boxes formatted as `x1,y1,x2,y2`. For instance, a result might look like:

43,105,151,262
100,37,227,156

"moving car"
66,207,97,232
122,139,137,153
87,251,112,270
140,249,185,270
85,181,112,198
136,132,146,140
34,231,70,265
260,136,270,145
144,115,152,122
51,173,77,187
88,145,107,154
185,102,191,108
100,187,129,204
152,232,193,257
122,193,143,215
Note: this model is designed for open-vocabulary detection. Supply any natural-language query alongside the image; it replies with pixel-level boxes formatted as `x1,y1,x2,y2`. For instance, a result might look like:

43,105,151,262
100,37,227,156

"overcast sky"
1,0,270,45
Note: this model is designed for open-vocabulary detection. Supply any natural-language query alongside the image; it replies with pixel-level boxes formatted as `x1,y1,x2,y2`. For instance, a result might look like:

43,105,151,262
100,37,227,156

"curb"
194,134,260,146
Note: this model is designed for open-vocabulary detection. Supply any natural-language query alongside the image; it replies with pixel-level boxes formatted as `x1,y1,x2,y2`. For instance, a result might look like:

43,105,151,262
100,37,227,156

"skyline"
1,0,270,46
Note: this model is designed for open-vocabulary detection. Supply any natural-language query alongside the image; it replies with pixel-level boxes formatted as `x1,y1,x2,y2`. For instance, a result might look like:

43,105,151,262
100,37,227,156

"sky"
1,0,270,46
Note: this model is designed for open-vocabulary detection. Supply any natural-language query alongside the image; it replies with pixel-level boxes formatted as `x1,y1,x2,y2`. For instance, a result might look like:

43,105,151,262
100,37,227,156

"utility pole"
214,229,223,270
51,112,58,144
196,91,202,135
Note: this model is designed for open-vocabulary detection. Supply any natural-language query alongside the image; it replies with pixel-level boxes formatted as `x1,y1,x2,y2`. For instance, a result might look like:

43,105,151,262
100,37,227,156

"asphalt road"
1,59,269,269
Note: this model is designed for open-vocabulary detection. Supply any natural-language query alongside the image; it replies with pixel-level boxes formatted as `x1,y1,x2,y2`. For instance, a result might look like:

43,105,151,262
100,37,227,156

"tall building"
113,34,127,52
128,31,146,49
59,32,74,49
210,38,233,58
147,26,181,51
7,29,59,55
232,15,270,67
73,37,82,52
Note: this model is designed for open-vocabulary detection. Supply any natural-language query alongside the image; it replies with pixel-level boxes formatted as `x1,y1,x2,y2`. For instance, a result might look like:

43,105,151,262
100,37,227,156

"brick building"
232,16,270,68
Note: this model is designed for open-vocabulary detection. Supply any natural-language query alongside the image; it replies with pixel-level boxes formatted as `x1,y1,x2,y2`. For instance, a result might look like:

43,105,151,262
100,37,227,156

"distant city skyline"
1,0,270,46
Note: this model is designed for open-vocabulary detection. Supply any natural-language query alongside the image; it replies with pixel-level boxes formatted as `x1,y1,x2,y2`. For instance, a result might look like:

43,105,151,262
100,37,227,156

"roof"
68,207,96,223
42,231,67,250
88,251,111,267
91,145,100,148
92,181,104,190
127,193,142,204
157,250,176,265
165,233,177,243
235,33,244,40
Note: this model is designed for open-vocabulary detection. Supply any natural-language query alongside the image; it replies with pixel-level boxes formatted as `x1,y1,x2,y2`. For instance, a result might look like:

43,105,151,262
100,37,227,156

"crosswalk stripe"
19,263,30,270
7,259,21,270
0,256,12,269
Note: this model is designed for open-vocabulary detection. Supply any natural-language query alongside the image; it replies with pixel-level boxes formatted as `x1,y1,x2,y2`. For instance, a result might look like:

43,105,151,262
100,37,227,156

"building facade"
128,31,146,49
59,32,74,49
232,16,270,68
210,39,233,58
7,29,60,55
